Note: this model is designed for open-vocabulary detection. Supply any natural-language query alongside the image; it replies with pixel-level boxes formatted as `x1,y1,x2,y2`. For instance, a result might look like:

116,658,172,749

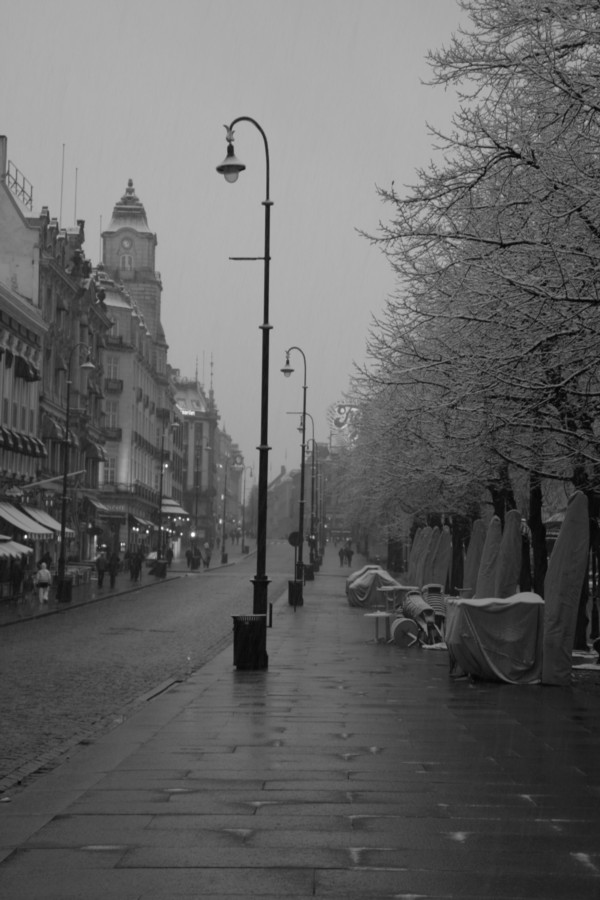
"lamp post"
217,118,271,633
57,343,95,601
194,451,200,539
288,409,318,573
281,347,307,605
305,434,319,571
157,428,167,563
220,456,229,565
240,465,253,554
157,421,178,567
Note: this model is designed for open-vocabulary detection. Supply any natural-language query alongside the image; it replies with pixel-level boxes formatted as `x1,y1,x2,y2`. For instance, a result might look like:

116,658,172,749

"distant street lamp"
157,421,179,565
217,116,271,670
220,456,229,565
241,465,253,554
57,343,95,601
305,434,319,571
281,347,308,605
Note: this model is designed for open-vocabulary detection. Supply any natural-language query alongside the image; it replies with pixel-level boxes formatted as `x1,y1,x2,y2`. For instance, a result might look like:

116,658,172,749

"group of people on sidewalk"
185,542,212,570
338,542,354,566
94,550,121,589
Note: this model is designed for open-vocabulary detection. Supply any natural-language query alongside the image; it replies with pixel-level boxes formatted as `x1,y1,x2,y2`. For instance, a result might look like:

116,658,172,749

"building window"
105,457,116,484
106,355,119,379
106,400,119,428
120,254,133,270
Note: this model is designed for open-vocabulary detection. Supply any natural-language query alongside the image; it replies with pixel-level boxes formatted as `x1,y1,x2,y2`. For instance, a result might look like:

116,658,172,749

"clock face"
121,238,132,250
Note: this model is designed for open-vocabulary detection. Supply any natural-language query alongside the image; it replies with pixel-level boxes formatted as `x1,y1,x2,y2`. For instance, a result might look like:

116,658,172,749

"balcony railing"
104,378,124,393
7,161,33,210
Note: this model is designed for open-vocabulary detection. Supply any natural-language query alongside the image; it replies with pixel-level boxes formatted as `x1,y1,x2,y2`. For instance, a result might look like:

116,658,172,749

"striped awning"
22,506,75,538
0,502,54,539
160,499,190,518
0,539,34,558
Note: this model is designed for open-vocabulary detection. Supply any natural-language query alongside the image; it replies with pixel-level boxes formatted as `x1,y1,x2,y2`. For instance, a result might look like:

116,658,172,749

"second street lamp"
220,456,229,565
57,343,95,602
241,465,253,554
281,346,308,607
217,116,271,669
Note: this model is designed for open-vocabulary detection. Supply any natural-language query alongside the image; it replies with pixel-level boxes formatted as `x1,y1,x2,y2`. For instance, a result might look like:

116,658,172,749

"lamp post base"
252,574,270,616
56,575,73,603
288,580,303,608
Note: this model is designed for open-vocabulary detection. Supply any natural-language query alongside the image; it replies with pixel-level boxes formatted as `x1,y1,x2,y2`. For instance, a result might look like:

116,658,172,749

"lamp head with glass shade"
79,356,96,374
280,354,294,378
216,132,246,183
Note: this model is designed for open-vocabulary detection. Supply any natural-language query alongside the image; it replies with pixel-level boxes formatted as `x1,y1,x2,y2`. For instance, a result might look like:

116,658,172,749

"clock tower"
101,179,164,343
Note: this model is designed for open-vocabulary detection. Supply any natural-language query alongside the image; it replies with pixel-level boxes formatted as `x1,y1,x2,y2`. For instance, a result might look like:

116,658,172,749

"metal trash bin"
56,575,73,603
232,615,268,670
288,579,303,607
304,564,314,581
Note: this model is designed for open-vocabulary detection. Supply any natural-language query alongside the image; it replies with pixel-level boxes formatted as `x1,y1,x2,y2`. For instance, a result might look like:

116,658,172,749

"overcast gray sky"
1,0,465,485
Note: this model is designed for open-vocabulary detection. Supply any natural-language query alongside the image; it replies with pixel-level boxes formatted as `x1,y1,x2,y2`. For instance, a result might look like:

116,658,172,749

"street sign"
288,531,300,547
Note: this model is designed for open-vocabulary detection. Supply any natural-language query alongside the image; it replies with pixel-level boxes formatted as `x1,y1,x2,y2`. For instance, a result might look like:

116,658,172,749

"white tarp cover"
431,524,452,589
463,519,485,595
414,526,433,588
494,509,522,599
346,566,401,608
445,592,544,684
542,490,589,686
474,516,502,598
406,528,424,585
421,526,440,586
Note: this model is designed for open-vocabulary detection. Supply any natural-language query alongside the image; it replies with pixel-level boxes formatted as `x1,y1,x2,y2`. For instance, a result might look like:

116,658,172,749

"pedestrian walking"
203,542,211,569
96,550,108,588
35,562,52,604
339,546,345,567
108,552,120,589
166,546,174,567
185,548,192,569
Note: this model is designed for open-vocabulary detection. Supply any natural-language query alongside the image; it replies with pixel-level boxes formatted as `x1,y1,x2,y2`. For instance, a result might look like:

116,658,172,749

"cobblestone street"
0,545,292,794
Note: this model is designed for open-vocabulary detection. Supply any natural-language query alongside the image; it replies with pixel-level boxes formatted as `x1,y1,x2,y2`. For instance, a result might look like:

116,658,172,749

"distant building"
95,180,186,555
0,135,111,569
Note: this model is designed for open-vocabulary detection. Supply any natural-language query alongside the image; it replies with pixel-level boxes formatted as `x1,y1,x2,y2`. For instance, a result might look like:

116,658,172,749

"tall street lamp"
241,465,253,554
305,434,319,573
57,343,95,601
288,409,318,574
217,118,271,650
281,347,307,606
220,455,229,565
157,421,178,568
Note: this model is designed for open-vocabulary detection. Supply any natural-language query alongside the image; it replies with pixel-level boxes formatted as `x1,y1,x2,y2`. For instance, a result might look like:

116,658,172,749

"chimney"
0,136,7,179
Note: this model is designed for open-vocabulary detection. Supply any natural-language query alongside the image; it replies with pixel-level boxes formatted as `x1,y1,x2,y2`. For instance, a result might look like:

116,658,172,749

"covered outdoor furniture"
402,591,443,644
346,565,401,608
390,616,420,647
445,592,544,684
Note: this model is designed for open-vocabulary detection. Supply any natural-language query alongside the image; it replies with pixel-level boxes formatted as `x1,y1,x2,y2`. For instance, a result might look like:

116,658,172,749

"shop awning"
0,502,54,539
22,506,75,538
160,499,190,518
0,539,34,558
130,515,154,530
83,495,111,512
83,439,107,461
